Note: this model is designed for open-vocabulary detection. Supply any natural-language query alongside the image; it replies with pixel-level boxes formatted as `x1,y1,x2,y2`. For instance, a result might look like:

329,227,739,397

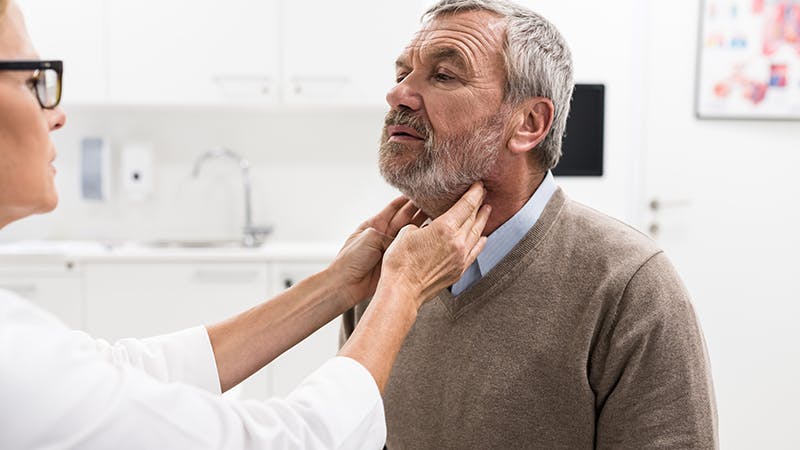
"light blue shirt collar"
451,171,557,296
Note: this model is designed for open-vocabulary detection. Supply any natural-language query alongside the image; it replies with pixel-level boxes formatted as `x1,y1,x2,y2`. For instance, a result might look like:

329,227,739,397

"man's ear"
507,97,555,155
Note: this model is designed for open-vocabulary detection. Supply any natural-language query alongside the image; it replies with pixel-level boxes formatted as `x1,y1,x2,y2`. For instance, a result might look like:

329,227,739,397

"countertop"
0,240,342,264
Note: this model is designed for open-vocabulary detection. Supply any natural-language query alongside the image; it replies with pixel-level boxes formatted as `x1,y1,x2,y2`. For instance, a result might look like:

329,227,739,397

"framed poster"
696,0,800,119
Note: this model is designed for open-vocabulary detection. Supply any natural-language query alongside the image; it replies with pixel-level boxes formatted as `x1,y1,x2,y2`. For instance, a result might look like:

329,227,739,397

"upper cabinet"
106,0,280,105
19,0,427,107
281,0,421,107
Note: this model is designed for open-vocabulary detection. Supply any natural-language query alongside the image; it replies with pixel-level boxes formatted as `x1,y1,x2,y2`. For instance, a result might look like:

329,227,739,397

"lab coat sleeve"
86,325,223,394
1,292,387,450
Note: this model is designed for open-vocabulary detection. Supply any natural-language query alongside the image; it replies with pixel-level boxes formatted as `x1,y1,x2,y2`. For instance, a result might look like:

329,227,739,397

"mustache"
384,109,431,140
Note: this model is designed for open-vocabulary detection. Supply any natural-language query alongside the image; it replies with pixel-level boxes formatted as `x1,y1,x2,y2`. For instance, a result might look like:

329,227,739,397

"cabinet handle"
290,76,350,98
212,75,272,98
0,284,38,298
192,270,260,284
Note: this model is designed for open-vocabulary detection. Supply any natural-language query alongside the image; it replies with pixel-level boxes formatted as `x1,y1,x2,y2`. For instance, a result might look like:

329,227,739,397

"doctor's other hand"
330,195,428,308
378,182,491,311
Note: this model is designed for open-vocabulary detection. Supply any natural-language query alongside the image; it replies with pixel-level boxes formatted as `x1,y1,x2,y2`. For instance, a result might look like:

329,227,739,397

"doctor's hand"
329,195,427,308
377,182,491,311
337,183,489,392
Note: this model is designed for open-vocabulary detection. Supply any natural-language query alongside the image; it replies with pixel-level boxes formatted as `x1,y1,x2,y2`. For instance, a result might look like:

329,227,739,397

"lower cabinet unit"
84,261,272,400
0,262,84,330
268,262,341,398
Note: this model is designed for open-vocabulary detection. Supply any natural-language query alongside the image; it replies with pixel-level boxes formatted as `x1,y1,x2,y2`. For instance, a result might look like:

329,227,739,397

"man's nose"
47,106,67,131
386,77,423,112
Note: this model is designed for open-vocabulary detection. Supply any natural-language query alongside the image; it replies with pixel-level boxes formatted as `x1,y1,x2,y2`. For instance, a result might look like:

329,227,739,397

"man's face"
379,10,509,217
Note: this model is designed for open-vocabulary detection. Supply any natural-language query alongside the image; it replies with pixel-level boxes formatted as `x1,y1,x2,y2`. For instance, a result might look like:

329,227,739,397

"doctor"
0,1,491,449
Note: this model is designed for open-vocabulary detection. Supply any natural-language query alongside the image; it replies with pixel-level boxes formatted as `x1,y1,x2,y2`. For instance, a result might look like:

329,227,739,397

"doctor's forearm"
207,267,351,393
338,281,418,393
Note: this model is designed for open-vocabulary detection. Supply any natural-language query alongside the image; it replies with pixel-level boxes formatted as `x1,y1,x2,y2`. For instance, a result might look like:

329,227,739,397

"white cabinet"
281,0,421,106
0,261,84,329
83,259,341,399
267,261,340,397
17,0,426,107
106,0,280,105
84,261,272,399
17,0,107,103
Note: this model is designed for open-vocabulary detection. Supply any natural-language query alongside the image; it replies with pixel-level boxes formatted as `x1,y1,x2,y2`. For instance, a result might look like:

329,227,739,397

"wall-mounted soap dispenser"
120,143,155,201
80,137,111,201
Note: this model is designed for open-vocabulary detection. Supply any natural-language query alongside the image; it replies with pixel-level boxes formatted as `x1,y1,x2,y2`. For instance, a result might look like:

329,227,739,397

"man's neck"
481,169,547,236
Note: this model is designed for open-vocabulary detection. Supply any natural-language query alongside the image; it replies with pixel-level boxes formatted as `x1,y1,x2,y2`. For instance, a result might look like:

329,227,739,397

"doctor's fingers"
437,182,486,233
462,204,491,252
386,200,420,238
410,208,429,228
360,195,409,234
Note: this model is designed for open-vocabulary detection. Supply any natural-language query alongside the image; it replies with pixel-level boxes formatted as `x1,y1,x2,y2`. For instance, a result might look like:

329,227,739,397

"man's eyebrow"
394,47,472,74
395,56,411,71
428,47,471,73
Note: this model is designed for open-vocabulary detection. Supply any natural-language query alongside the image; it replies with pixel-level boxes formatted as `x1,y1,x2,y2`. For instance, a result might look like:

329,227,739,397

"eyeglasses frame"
0,60,63,109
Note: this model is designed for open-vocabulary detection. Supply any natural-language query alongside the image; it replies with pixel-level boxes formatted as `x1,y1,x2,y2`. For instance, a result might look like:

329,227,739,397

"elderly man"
341,0,718,448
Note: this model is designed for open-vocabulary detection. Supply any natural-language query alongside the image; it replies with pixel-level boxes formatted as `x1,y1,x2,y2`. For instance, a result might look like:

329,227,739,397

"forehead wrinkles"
406,13,505,76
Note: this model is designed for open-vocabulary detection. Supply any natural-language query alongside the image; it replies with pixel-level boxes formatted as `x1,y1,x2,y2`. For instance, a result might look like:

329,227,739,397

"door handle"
649,198,692,212
648,198,692,238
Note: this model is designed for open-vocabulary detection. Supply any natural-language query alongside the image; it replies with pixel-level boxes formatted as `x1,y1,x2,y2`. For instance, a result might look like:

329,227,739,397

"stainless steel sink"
126,239,247,249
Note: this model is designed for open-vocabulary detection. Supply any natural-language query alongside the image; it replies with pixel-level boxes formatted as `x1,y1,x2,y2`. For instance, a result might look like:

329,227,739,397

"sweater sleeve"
591,252,718,450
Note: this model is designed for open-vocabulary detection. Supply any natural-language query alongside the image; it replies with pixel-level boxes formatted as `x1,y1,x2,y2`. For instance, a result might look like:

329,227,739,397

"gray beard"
379,113,506,217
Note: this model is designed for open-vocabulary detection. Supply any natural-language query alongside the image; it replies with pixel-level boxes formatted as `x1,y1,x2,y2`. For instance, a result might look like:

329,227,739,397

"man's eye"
395,73,408,83
433,73,455,82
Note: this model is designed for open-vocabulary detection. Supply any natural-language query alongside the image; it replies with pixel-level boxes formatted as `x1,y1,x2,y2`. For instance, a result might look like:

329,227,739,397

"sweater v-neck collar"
434,188,567,321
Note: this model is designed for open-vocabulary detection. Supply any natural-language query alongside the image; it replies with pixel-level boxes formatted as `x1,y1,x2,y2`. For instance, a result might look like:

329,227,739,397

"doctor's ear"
507,97,555,155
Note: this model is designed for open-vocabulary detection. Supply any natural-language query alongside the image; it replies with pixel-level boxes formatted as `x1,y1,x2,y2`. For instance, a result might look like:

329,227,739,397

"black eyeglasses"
0,60,63,109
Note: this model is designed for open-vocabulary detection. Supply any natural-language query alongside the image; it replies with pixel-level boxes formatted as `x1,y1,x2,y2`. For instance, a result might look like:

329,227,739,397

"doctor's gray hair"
423,0,574,171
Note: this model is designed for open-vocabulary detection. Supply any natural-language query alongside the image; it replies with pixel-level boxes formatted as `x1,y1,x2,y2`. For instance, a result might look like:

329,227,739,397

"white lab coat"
0,290,386,449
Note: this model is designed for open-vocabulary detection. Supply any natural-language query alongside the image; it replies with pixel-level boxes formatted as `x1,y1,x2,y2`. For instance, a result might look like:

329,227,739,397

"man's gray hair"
423,0,574,170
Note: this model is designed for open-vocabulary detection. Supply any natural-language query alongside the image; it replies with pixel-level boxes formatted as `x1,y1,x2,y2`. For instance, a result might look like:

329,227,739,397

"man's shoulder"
551,195,691,312
554,195,661,265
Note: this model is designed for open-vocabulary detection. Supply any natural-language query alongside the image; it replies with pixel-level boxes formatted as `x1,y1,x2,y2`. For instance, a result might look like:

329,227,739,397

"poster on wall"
696,0,800,119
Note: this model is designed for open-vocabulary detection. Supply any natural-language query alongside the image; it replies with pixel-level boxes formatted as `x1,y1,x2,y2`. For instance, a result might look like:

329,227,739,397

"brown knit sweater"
341,189,718,449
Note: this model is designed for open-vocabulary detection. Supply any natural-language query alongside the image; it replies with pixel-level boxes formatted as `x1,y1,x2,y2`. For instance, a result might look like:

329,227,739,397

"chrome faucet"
192,147,272,247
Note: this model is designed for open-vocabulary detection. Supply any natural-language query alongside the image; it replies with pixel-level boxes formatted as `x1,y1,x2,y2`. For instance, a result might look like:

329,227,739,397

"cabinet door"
85,262,272,399
106,0,280,105
267,262,341,397
0,263,84,329
17,0,107,104
281,0,423,107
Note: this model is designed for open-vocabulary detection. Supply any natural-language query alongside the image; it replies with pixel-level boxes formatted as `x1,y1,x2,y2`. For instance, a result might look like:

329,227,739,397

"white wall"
643,2,800,449
1,107,398,244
